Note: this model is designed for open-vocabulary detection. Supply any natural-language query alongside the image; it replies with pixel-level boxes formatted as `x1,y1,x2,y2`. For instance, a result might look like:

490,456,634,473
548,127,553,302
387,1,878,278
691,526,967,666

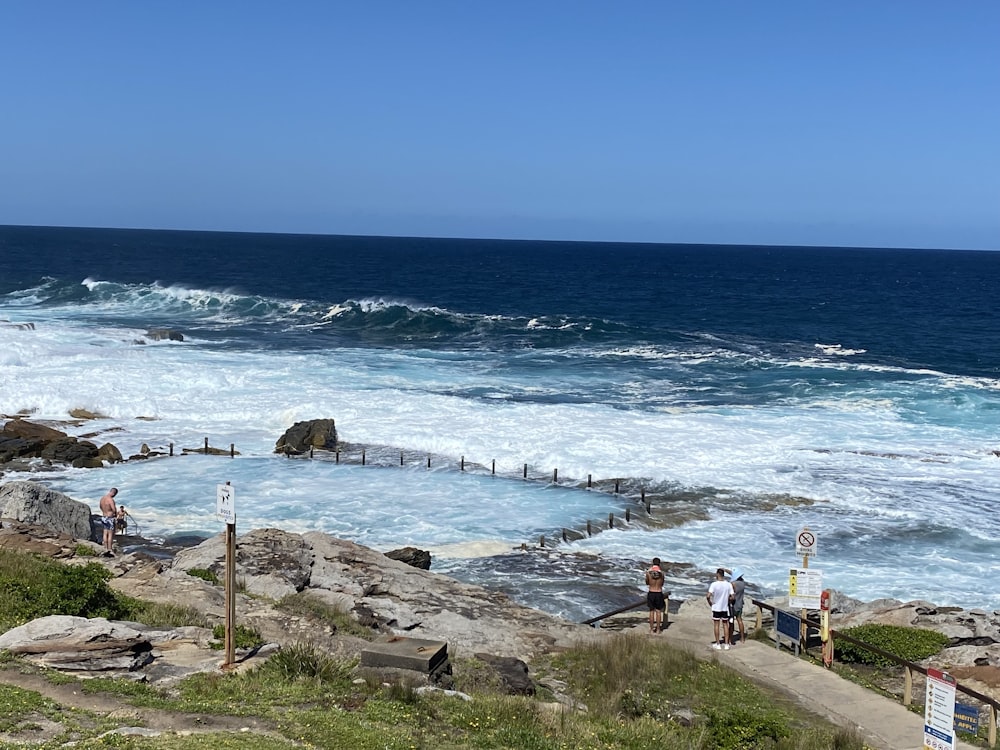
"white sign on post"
795,527,817,557
216,483,235,525
788,568,823,609
923,668,956,750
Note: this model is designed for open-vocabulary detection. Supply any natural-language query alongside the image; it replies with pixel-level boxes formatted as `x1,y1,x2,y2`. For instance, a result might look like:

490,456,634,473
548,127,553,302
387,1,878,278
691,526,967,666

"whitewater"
1,227,998,622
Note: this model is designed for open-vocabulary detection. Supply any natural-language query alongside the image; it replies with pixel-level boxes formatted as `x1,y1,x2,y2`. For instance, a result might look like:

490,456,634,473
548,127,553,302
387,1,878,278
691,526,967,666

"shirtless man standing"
646,557,667,633
99,488,118,557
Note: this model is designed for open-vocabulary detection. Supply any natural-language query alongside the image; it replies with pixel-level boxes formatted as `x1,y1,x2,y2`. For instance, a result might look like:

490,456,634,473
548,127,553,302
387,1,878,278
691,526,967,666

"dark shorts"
647,591,666,611
712,609,729,621
101,517,115,530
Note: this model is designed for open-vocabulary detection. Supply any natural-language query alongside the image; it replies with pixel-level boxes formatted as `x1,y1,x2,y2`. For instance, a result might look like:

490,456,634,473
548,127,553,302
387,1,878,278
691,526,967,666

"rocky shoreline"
1,414,998,702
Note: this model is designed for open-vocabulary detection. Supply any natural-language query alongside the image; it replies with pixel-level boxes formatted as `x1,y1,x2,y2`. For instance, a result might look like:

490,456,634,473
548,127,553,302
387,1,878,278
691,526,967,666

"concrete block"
361,635,448,674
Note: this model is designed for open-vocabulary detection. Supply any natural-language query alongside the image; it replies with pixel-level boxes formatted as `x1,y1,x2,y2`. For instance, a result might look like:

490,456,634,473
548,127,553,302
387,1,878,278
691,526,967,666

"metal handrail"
752,597,999,746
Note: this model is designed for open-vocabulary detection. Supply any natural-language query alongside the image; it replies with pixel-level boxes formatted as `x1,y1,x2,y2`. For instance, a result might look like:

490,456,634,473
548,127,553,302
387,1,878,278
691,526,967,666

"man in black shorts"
646,557,667,633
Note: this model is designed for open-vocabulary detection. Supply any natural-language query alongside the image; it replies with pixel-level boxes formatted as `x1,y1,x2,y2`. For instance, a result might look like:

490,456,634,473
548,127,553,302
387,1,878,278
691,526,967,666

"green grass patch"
209,623,265,651
186,567,220,585
73,543,97,557
275,590,375,639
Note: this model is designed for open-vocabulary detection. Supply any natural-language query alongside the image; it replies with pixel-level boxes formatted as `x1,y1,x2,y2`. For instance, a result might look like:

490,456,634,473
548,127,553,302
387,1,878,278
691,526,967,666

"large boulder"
0,481,94,540
275,419,338,455
0,616,153,672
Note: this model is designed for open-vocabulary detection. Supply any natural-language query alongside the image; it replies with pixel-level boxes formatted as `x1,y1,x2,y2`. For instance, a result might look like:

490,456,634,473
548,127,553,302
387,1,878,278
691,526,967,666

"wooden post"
336,449,340,464
645,498,651,513
169,442,173,456
308,445,313,459
640,488,645,504
539,535,545,548
223,481,236,668
587,474,592,489
552,468,558,483
562,528,568,543
800,552,809,646
491,459,495,475
989,705,997,748
400,451,404,466
586,520,592,537
625,508,631,522
361,449,366,466
523,463,528,479
427,455,431,468
903,666,912,706
614,479,620,494
204,437,209,455
608,513,614,529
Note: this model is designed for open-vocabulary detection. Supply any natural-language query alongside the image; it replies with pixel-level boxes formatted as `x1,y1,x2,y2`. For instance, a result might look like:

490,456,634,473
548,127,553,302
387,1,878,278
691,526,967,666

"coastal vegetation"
0,547,869,749
835,623,950,667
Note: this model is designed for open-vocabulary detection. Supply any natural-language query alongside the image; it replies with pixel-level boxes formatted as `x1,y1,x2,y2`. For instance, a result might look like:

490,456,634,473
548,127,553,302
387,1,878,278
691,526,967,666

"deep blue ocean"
1,225,998,620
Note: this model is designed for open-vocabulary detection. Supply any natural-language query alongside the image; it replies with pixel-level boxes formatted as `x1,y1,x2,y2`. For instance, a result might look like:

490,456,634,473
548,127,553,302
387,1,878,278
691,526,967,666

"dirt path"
0,667,283,740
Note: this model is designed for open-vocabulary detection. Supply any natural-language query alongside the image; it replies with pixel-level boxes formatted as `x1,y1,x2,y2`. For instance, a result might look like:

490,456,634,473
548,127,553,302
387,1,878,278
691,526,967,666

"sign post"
794,527,817,644
924,668,957,750
820,589,833,667
216,482,236,668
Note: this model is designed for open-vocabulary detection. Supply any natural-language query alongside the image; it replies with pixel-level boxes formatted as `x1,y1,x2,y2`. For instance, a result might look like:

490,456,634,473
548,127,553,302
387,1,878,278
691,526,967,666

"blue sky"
3,2,998,249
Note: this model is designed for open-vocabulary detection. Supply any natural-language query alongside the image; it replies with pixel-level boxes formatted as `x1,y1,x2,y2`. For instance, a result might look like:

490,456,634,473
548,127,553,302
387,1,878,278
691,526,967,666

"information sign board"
954,702,979,736
216,483,235,525
788,568,823,609
924,668,956,750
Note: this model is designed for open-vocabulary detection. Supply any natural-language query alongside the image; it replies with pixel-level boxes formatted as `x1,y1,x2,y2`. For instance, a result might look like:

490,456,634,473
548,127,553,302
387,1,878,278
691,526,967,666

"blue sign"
954,702,979,735
776,609,800,641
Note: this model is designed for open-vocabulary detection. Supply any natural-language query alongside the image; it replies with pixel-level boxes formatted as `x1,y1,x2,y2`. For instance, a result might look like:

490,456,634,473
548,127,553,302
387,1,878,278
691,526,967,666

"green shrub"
210,623,265,650
706,705,790,749
186,567,220,585
836,623,949,667
73,544,97,557
0,550,132,631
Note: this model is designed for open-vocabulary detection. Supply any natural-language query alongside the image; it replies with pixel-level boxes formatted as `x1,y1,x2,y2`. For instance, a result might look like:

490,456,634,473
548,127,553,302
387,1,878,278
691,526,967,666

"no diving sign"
795,527,817,557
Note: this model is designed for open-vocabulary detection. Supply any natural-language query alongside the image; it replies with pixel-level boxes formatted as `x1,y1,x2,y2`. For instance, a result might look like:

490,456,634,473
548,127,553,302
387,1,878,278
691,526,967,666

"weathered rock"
41,437,99,464
154,529,601,660
274,419,338,454
69,409,109,420
0,481,94,540
0,616,154,672
385,546,431,570
474,653,535,695
0,520,83,557
1,419,66,443
98,442,124,463
173,528,313,601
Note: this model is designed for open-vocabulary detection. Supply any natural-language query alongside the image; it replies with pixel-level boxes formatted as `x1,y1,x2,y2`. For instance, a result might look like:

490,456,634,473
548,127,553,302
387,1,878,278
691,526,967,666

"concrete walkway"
624,602,979,750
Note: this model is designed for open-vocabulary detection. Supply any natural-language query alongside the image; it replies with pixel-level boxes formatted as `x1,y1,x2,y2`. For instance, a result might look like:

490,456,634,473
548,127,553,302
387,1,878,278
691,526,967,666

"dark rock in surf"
274,419,338,455
145,328,184,342
386,546,432,570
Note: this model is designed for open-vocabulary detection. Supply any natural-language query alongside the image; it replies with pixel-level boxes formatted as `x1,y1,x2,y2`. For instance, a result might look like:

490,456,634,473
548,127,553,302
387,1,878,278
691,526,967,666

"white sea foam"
3,303,1000,614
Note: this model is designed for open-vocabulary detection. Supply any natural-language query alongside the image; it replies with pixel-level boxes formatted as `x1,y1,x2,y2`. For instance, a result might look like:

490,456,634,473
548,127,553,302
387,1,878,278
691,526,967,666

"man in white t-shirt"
705,567,734,650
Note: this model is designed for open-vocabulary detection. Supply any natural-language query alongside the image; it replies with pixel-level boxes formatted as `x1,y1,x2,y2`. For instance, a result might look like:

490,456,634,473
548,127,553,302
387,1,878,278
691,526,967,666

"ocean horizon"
1,224,998,622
